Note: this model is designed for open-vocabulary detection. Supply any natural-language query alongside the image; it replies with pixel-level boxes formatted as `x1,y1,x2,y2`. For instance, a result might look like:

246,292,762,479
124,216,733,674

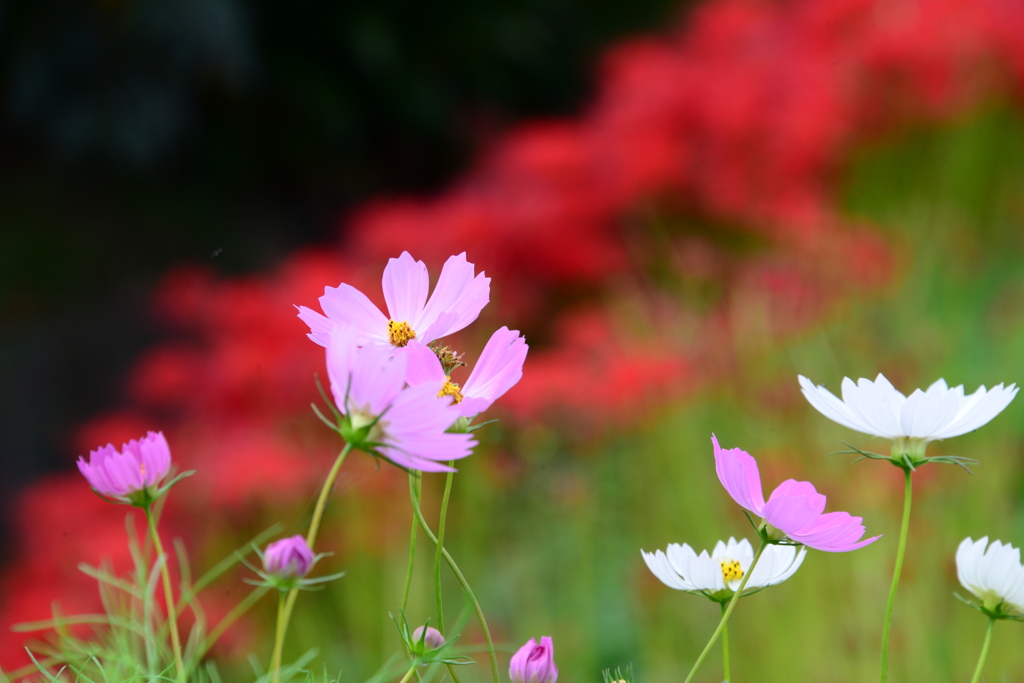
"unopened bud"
510,636,558,683
412,625,445,650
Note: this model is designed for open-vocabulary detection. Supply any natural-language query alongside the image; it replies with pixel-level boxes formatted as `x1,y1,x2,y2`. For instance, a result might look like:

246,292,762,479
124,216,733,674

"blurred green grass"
271,107,1024,683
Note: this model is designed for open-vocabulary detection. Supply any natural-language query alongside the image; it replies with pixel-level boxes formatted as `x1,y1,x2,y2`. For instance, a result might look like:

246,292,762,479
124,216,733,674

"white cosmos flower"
641,537,806,601
956,537,1024,617
799,374,1017,441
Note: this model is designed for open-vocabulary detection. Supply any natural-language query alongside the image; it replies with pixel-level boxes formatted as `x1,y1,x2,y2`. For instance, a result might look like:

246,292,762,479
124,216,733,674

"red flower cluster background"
5,0,1024,668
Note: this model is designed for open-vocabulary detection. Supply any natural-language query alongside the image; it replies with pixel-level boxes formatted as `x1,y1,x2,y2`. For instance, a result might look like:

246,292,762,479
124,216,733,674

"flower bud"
412,625,446,650
509,636,557,683
263,536,316,579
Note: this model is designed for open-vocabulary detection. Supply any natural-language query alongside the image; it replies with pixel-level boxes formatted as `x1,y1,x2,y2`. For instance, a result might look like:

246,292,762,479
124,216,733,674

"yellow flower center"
438,379,464,404
388,320,417,347
139,463,146,477
720,558,744,582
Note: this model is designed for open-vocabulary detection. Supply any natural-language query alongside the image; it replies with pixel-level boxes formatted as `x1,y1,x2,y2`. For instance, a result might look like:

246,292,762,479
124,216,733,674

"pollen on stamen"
388,320,417,347
438,379,464,404
720,558,744,582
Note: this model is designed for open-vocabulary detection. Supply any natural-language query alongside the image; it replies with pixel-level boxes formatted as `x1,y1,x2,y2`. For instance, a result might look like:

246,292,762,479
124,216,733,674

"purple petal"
712,435,765,515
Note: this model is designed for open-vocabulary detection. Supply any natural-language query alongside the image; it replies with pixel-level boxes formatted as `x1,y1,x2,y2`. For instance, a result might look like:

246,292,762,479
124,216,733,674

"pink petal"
349,343,407,415
787,511,881,552
762,480,827,535
403,341,447,386
382,252,429,325
415,253,490,338
460,327,528,416
712,435,765,515
295,305,336,347
326,325,360,412
319,283,389,344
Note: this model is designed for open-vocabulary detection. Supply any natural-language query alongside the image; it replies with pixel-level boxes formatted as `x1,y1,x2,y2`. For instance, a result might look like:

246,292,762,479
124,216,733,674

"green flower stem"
270,593,288,683
402,475,422,615
880,468,913,683
434,465,464,683
721,602,731,682
434,465,455,636
398,662,419,683
409,475,499,683
684,540,766,683
968,617,996,683
145,507,185,683
274,444,352,683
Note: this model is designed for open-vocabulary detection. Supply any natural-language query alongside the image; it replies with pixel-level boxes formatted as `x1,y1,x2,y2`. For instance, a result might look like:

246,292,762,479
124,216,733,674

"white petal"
932,384,1017,439
642,549,692,591
843,376,903,438
899,385,960,439
798,376,873,434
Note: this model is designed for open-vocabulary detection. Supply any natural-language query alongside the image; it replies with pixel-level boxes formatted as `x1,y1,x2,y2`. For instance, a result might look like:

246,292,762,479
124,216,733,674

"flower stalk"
409,474,499,683
721,602,731,682
272,444,352,683
684,539,767,683
145,507,185,683
969,617,996,683
879,467,913,683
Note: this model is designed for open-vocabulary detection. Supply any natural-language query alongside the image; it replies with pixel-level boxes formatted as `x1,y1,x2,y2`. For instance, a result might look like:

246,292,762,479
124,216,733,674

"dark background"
0,0,681,504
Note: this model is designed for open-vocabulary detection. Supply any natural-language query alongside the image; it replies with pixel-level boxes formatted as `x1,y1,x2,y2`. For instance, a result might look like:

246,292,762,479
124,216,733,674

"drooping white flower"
956,537,1024,617
641,537,806,602
799,374,1017,441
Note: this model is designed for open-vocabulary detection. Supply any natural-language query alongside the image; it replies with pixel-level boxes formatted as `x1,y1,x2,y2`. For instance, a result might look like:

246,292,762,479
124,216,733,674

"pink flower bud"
77,431,172,502
509,636,558,683
412,625,445,650
263,535,316,578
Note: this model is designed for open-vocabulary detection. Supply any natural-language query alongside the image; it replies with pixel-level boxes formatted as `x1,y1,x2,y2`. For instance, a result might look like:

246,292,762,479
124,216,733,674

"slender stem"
968,617,995,683
146,508,185,683
275,444,353,682
880,469,913,683
306,444,353,548
435,465,455,636
409,475,497,683
270,593,287,683
683,540,767,683
721,602,731,683
402,475,421,615
398,663,419,683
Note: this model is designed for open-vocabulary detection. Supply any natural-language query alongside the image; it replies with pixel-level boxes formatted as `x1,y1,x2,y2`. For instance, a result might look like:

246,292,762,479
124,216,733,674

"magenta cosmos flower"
328,324,475,472
712,435,880,552
77,431,172,505
509,637,558,683
263,535,316,579
404,326,528,417
298,251,490,349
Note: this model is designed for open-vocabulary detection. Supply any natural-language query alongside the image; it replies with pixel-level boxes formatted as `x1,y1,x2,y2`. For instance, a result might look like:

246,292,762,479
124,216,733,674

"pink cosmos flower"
77,431,172,503
327,324,475,472
263,535,316,578
509,636,558,683
712,435,880,552
404,327,528,417
298,251,490,349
